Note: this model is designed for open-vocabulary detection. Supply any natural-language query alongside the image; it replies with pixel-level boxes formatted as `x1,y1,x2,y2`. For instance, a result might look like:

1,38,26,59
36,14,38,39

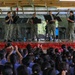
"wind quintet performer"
4,11,20,42
45,10,59,41
30,13,39,41
4,11,13,42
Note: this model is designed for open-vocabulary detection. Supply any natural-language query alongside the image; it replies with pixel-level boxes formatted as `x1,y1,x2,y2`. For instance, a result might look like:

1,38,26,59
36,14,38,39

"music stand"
37,19,41,23
55,16,62,22
21,18,29,23
44,15,62,22
44,15,50,21
33,18,41,24
16,18,23,24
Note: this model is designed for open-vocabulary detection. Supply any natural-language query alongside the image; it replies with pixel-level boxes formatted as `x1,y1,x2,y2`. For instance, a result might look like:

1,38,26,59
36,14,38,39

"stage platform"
0,41,75,50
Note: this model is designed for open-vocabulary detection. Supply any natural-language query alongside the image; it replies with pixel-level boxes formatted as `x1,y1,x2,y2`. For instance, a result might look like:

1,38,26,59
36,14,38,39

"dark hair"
59,62,67,71
34,57,44,66
47,47,54,55
49,11,52,12
43,68,53,75
49,60,55,68
9,53,17,64
5,42,12,48
73,51,75,63
41,62,51,71
0,65,3,74
41,54,50,62
0,53,4,60
9,53,18,75
5,62,13,69
55,48,59,53
70,11,73,13
2,65,13,75
22,56,30,66
7,11,11,14
23,49,28,56
26,44,32,53
12,11,16,15
67,46,73,54
17,65,28,75
32,64,41,75
22,54,35,67
61,44,66,49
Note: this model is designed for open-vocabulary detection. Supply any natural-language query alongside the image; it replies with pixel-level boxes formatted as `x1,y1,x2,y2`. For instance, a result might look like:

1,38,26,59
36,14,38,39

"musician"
4,11,13,41
12,11,20,41
31,13,38,41
12,11,19,24
47,11,57,41
67,11,75,41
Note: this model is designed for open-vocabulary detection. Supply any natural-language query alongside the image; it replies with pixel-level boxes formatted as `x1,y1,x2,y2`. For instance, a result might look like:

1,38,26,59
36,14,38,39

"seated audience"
0,43,75,75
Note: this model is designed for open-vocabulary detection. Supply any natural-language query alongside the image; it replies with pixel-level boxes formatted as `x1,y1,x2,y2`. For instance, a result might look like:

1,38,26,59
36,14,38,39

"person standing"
67,11,75,41
12,11,20,41
47,11,56,41
31,13,38,41
4,11,13,41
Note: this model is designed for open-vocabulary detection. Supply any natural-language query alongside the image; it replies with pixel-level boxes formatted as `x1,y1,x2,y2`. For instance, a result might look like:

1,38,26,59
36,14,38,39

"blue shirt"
29,62,35,68
0,58,7,65
27,67,32,75
14,62,21,70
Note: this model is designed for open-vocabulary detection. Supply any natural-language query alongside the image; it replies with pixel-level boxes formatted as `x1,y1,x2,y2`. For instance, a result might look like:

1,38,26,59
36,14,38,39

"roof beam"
27,0,34,7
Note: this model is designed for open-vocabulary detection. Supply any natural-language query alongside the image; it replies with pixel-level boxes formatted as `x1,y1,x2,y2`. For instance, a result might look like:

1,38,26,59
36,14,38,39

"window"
0,7,10,11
